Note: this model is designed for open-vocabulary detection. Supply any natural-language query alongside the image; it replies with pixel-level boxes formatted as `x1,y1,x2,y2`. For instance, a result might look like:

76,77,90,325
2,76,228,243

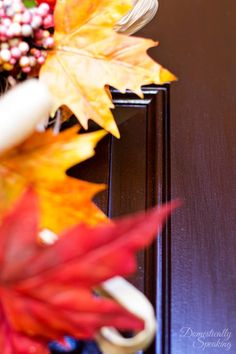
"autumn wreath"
0,0,178,353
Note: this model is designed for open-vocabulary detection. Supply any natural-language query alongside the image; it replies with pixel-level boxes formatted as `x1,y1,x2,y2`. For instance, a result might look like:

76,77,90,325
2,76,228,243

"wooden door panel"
70,86,170,353
54,2,236,353
138,1,236,353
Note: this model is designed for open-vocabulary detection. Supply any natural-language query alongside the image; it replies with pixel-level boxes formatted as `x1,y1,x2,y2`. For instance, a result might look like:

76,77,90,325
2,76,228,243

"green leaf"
23,0,36,8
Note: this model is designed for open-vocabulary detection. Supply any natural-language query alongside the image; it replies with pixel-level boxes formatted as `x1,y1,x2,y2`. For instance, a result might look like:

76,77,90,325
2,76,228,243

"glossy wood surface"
59,2,236,353
138,1,236,353
71,86,170,354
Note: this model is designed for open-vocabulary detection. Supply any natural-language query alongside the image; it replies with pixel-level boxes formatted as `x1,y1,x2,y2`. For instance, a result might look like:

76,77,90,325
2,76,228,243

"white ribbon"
96,276,156,354
115,0,159,35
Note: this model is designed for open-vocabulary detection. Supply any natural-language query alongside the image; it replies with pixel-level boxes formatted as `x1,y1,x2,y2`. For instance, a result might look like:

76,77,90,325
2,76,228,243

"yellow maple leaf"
0,126,107,233
40,0,176,138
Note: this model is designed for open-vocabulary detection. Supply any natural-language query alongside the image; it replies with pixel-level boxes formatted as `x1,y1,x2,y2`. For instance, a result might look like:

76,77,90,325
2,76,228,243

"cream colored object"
115,0,159,35
0,80,53,154
96,277,156,354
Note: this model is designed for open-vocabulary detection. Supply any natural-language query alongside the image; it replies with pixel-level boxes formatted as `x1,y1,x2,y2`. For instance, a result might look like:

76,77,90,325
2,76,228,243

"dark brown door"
140,1,236,353
73,1,236,353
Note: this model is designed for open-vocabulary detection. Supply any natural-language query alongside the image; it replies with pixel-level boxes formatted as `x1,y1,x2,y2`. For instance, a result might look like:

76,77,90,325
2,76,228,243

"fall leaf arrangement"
0,0,178,353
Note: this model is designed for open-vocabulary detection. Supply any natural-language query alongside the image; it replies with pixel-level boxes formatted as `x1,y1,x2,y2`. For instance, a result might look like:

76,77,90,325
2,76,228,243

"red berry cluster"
0,0,54,74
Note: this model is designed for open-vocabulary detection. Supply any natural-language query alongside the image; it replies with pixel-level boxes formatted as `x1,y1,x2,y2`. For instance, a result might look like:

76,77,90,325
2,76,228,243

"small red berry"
11,47,21,58
43,14,54,28
36,0,56,12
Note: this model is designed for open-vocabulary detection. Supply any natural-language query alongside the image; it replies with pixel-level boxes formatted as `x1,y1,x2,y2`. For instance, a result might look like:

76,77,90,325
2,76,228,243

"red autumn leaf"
0,189,179,353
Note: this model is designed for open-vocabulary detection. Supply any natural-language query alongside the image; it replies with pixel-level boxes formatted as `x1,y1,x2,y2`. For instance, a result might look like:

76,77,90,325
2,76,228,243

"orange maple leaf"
40,0,176,138
0,126,107,233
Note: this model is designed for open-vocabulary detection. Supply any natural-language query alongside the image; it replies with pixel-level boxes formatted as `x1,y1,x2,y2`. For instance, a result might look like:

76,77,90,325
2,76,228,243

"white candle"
0,79,53,153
